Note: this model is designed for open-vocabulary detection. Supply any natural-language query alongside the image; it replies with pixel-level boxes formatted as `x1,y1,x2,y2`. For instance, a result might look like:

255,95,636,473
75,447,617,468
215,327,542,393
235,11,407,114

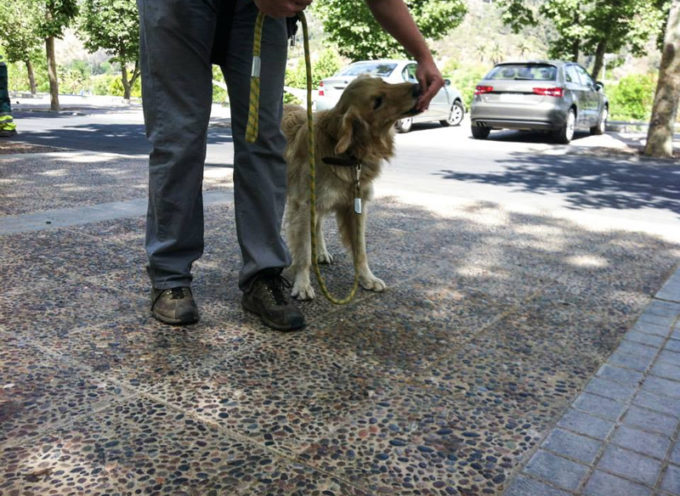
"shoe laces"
263,275,292,306
167,287,190,300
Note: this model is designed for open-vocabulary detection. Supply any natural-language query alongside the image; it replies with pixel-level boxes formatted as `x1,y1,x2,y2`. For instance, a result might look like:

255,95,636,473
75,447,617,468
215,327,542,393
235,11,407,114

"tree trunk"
591,39,607,80
25,59,37,95
129,60,140,95
644,1,679,158
572,11,580,61
121,64,131,100
46,36,60,111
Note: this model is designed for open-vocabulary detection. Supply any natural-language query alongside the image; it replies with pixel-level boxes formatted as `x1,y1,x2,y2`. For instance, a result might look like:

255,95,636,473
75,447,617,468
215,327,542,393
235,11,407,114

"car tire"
440,100,465,127
395,117,413,133
590,105,608,135
471,124,490,139
554,108,576,144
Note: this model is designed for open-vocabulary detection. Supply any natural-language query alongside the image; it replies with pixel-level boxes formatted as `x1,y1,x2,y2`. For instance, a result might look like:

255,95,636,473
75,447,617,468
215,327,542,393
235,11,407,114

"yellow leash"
246,11,360,304
245,11,265,143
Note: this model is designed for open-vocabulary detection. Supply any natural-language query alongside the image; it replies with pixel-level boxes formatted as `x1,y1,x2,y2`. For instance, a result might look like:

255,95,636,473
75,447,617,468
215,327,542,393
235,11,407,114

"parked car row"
312,59,608,144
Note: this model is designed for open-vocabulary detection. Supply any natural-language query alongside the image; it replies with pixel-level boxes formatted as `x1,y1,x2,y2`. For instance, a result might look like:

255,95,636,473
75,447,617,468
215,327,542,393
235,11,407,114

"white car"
314,59,465,133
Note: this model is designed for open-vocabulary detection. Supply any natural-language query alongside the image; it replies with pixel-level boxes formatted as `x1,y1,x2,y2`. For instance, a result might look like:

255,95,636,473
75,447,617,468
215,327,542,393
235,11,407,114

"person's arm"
365,0,443,111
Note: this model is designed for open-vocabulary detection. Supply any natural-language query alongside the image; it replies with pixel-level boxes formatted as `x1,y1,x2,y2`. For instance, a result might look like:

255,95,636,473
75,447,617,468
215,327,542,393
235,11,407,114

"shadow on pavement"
9,118,234,156
437,152,680,214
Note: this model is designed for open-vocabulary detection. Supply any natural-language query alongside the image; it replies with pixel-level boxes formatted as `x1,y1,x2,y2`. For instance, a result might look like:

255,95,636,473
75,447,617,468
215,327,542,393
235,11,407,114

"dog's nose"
412,84,422,98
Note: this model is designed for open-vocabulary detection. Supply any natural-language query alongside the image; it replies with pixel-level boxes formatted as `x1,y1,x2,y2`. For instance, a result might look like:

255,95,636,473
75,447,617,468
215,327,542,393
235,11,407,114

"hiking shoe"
242,273,306,331
151,287,199,325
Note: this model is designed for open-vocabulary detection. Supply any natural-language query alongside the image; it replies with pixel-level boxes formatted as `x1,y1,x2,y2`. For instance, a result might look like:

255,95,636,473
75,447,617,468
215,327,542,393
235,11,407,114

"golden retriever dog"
281,75,420,300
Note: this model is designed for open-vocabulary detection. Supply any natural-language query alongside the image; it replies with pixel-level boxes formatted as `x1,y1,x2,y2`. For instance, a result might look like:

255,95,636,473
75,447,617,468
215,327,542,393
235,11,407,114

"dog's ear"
335,106,368,155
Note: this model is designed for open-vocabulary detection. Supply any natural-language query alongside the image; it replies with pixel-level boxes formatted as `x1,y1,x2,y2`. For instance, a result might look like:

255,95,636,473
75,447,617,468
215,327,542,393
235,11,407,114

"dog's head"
331,75,420,158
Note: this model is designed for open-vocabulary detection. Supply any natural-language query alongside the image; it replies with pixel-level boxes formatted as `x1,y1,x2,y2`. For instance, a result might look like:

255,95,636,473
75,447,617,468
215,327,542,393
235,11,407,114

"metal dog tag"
354,198,362,214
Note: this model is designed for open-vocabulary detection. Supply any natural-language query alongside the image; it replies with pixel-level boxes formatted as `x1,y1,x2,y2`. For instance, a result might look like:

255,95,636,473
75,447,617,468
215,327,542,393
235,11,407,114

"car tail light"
474,85,493,95
533,87,564,97
318,81,325,97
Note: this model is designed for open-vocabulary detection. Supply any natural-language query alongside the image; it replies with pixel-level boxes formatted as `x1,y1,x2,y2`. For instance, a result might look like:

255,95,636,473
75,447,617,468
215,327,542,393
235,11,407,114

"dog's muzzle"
403,83,423,116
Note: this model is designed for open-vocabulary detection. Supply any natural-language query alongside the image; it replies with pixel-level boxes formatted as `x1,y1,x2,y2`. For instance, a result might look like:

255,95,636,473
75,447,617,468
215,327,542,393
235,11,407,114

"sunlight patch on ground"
564,254,609,268
40,169,69,177
50,152,118,163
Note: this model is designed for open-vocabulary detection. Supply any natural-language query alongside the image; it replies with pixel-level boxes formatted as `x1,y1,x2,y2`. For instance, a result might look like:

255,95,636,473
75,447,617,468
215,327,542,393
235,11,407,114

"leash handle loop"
245,11,265,143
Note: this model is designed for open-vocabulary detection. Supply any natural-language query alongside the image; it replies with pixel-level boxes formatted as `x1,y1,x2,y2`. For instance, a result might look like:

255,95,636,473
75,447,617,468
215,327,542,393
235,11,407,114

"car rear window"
485,64,557,81
337,62,397,77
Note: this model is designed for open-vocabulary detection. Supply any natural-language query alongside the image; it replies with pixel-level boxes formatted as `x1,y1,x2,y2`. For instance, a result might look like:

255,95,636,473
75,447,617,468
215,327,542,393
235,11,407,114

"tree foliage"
37,0,79,39
311,0,467,61
78,0,140,99
496,0,668,79
78,0,139,66
0,0,43,63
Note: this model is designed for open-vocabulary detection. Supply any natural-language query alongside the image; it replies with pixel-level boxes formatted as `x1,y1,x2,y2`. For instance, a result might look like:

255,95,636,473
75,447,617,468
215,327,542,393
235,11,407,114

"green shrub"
105,74,142,98
284,59,307,104
212,66,228,103
92,74,116,95
7,59,49,93
312,48,342,86
442,61,489,109
284,48,343,104
607,74,656,122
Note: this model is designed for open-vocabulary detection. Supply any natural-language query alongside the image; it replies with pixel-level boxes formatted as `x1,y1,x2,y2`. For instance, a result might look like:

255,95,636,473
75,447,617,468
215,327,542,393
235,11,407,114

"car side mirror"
595,81,604,91
443,79,451,86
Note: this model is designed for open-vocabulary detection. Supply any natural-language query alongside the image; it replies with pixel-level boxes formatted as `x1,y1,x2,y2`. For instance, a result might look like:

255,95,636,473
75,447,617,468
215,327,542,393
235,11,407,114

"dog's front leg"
287,202,316,300
338,205,386,292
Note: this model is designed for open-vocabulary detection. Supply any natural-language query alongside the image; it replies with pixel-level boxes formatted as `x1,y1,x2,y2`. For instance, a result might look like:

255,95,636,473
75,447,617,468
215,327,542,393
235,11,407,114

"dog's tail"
281,104,308,142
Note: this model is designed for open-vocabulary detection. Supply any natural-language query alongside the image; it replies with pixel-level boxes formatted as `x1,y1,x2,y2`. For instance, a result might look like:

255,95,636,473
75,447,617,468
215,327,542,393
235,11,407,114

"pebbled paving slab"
1,149,679,495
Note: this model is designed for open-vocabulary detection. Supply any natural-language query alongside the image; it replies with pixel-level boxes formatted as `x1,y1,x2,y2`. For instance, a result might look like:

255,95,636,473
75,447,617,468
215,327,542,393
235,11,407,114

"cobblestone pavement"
505,271,680,496
1,131,679,495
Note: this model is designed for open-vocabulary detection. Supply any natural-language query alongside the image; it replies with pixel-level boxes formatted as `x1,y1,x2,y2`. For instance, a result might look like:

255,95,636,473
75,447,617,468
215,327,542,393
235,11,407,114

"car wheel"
440,101,465,127
395,117,413,133
554,108,576,144
590,106,608,135
471,124,490,139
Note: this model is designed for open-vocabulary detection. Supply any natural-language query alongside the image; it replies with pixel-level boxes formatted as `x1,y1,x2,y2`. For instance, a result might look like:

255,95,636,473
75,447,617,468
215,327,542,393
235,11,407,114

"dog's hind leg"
336,205,386,292
287,202,316,300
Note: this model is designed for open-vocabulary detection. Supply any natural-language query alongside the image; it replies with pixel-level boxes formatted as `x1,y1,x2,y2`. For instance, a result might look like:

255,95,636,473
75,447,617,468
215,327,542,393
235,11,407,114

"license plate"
499,93,526,103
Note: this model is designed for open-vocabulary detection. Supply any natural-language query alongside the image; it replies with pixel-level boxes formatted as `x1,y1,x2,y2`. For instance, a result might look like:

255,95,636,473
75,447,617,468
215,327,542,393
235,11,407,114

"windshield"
485,64,557,81
337,62,397,77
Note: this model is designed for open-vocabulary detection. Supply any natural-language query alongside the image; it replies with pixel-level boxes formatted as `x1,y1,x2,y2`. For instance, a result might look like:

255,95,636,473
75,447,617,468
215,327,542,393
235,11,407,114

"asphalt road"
10,103,680,243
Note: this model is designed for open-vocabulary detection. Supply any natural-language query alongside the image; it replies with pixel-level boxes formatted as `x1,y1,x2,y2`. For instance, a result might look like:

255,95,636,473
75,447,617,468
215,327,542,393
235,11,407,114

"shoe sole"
151,310,199,326
241,300,305,332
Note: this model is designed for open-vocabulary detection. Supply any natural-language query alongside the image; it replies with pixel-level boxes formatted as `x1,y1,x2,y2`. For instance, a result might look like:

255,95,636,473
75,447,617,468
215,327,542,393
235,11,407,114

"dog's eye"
373,96,383,109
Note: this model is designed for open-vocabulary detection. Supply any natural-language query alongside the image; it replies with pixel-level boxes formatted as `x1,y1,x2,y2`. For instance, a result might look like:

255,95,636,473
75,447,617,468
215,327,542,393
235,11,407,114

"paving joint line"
137,388,376,495
653,418,680,493
6,313,377,494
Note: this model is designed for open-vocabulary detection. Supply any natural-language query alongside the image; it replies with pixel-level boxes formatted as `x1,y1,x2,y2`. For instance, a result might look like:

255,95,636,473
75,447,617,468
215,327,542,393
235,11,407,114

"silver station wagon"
314,59,466,133
470,61,608,143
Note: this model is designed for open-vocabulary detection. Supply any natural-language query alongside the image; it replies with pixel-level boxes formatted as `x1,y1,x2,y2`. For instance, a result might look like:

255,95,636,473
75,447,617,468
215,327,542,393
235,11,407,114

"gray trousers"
138,0,291,291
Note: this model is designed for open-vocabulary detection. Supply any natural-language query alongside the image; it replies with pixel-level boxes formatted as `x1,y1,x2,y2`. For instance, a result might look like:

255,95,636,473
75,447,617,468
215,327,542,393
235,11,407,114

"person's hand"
414,58,444,112
253,0,312,18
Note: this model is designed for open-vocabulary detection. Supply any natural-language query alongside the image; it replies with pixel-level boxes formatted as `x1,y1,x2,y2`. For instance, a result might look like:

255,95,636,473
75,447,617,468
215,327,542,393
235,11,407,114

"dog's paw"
317,251,334,264
292,281,316,300
360,275,386,292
